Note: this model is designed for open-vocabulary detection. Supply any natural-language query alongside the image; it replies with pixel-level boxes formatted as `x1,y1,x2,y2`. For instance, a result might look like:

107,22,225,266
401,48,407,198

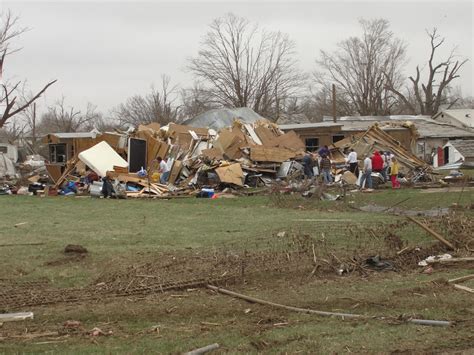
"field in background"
0,188,473,353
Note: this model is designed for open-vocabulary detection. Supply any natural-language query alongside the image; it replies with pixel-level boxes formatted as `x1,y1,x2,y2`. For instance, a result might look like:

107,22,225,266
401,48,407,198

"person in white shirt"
157,156,170,184
346,148,358,176
360,155,373,189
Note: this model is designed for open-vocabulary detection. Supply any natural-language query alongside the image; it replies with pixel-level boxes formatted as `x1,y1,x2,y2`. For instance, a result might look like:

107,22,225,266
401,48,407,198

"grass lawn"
0,189,473,353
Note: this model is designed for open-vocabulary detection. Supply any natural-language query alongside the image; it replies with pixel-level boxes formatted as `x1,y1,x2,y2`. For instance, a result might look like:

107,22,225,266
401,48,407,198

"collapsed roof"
332,124,430,173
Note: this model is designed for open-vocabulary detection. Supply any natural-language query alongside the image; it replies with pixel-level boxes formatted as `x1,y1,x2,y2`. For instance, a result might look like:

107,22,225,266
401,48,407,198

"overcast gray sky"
2,0,473,115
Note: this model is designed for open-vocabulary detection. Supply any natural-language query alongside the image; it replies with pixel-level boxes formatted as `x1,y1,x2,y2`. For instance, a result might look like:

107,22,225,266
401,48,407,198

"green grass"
0,191,473,353
351,185,474,210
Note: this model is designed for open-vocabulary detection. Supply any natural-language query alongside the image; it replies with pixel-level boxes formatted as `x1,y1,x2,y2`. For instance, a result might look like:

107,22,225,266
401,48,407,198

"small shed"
42,131,126,164
42,131,100,164
433,140,474,168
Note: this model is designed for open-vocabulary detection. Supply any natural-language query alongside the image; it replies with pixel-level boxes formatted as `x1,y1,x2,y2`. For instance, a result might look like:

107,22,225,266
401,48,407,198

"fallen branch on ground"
207,285,452,327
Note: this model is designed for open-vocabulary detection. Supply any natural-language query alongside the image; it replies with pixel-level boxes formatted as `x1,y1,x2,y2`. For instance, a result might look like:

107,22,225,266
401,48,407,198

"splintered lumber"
184,343,220,355
448,274,474,284
0,312,34,322
206,285,451,327
250,146,296,163
453,284,474,294
406,216,455,250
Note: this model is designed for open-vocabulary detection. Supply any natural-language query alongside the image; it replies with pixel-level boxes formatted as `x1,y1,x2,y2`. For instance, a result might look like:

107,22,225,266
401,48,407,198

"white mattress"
78,141,128,177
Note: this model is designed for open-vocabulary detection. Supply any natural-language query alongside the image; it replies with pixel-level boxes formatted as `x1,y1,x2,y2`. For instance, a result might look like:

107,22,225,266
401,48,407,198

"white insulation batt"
78,141,128,177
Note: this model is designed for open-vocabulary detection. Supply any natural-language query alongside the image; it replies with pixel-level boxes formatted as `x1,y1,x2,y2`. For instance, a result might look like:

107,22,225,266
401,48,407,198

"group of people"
301,145,401,189
302,145,334,185
357,150,401,189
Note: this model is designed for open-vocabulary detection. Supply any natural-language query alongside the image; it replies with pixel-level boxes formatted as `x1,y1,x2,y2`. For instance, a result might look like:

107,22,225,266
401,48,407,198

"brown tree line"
0,11,470,141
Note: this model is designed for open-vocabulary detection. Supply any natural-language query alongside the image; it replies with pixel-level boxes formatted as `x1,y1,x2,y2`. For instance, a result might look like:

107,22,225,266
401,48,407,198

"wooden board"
215,163,244,186
255,126,279,146
99,132,123,150
214,129,237,152
168,160,183,184
202,147,224,160
168,123,209,137
250,147,297,163
146,136,169,167
45,164,63,183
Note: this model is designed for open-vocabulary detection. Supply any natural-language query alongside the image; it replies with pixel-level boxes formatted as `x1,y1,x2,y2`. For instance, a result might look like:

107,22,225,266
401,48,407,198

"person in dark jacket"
318,145,331,158
302,152,314,179
320,154,332,184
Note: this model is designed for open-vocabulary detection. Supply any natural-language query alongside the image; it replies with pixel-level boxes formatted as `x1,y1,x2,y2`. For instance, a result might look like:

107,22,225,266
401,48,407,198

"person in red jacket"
371,151,385,181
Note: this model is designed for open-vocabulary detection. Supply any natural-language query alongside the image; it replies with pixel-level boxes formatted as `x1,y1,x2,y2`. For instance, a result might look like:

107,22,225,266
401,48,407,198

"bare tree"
447,87,474,109
0,120,26,144
113,75,179,127
188,13,304,120
179,83,218,120
316,18,406,116
37,97,100,133
302,85,355,121
386,28,468,116
0,10,56,129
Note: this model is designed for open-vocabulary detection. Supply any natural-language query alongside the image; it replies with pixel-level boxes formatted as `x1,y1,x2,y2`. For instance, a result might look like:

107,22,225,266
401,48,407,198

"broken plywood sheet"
202,147,224,160
255,126,279,146
45,164,62,183
342,171,358,185
274,131,306,151
145,136,169,167
214,129,238,152
214,130,246,160
99,132,125,151
168,160,183,184
168,123,209,137
78,141,128,177
215,163,244,186
224,136,246,160
250,147,297,163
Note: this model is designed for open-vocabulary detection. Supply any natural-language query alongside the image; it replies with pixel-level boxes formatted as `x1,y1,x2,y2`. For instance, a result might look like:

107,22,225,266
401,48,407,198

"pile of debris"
29,120,307,198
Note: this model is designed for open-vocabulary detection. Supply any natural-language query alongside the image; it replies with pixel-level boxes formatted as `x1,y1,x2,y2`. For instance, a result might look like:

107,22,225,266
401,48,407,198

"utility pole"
32,102,37,153
332,84,337,123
